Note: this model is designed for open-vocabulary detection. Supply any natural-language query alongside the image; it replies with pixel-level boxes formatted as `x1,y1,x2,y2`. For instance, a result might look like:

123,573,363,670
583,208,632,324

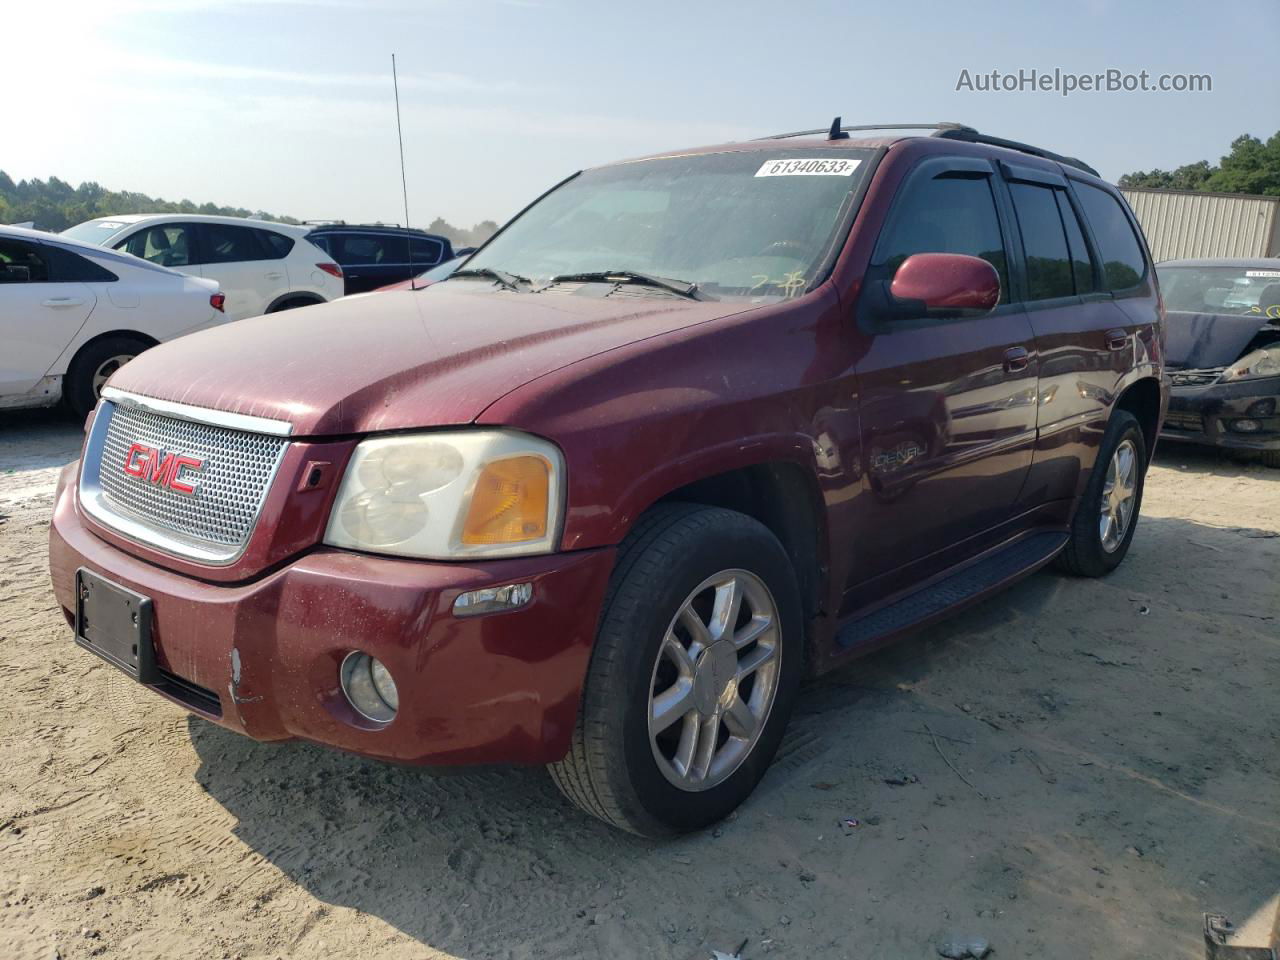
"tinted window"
410,237,444,265
0,238,50,282
202,223,266,264
333,234,409,265
1009,183,1074,300
258,230,294,259
44,245,118,282
116,223,193,268
876,173,1009,303
1057,192,1096,294
308,235,331,255
1074,183,1146,290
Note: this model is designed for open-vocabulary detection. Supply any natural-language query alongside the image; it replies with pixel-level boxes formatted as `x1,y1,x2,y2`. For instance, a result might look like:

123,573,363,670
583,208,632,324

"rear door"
0,237,96,397
194,222,284,319
331,233,411,293
999,165,1155,505
849,156,1039,585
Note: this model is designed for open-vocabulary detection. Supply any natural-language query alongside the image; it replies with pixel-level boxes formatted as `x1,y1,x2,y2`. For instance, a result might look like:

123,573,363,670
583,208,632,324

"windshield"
1158,264,1280,319
461,148,873,301
62,219,131,246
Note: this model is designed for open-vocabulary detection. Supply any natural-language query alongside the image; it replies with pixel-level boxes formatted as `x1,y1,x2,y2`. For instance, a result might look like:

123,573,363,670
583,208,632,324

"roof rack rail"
755,121,1100,178
302,219,346,226
757,122,976,141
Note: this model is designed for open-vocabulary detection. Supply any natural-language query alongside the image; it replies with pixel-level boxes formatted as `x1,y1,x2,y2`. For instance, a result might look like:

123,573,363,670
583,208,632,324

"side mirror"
885,253,1000,319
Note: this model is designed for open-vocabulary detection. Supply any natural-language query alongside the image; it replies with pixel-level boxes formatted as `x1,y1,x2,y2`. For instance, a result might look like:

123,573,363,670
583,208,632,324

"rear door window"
0,238,51,282
410,237,444,265
200,223,268,264
1074,182,1147,291
116,223,195,268
1057,193,1096,295
875,171,1010,303
1009,183,1074,301
333,234,409,265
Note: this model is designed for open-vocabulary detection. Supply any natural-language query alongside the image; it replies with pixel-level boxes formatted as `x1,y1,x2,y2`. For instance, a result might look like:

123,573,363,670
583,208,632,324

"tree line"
0,170,498,246
1119,130,1280,196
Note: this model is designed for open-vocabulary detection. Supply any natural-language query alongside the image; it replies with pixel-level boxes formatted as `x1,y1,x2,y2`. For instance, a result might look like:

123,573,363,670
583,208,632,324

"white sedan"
0,225,227,417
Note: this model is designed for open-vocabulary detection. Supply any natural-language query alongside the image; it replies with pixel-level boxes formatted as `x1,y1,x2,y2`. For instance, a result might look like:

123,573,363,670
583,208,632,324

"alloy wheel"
1098,438,1138,553
91,354,135,397
647,569,782,792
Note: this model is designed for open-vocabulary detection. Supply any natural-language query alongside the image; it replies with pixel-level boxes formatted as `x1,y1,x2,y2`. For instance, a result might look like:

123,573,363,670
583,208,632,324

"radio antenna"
391,53,417,287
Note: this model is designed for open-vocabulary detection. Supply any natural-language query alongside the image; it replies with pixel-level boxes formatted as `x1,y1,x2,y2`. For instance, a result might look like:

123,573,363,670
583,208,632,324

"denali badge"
123,443,205,495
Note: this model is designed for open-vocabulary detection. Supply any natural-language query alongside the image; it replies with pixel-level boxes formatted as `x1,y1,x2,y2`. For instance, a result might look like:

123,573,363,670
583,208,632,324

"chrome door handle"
1106,329,1130,351
42,297,85,307
265,272,285,280
1003,346,1030,373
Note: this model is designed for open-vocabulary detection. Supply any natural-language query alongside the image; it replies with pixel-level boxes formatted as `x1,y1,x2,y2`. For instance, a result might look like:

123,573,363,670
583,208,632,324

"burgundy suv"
49,122,1166,837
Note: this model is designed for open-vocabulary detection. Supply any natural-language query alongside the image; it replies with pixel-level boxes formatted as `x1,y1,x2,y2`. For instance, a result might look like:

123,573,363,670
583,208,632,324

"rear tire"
64,335,151,419
549,503,803,837
1056,409,1147,577
1262,449,1280,469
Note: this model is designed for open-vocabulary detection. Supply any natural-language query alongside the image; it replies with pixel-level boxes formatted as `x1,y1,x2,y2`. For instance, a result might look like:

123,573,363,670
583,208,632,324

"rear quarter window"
45,245,118,282
258,230,295,259
1074,182,1147,291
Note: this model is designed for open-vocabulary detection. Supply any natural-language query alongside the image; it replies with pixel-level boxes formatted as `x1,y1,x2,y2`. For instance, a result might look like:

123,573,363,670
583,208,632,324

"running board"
836,530,1068,649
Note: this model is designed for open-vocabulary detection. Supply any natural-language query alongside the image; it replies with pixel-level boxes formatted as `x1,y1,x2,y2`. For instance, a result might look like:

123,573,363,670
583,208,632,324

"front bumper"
49,463,616,766
1160,376,1280,451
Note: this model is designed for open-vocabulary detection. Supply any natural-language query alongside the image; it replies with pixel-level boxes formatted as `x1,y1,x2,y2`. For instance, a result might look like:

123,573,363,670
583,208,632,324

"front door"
845,157,1039,601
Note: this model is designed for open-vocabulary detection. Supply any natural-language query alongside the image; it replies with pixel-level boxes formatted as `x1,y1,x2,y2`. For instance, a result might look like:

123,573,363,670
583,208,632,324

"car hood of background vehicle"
1164,311,1274,370
106,284,751,436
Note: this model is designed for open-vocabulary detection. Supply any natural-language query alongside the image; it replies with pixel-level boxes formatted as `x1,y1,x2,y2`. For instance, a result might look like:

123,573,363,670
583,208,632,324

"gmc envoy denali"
50,121,1167,837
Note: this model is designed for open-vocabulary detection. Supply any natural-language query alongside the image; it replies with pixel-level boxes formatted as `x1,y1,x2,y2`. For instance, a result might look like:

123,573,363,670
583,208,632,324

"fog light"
339,652,398,723
1230,419,1262,433
453,582,532,617
1247,399,1276,418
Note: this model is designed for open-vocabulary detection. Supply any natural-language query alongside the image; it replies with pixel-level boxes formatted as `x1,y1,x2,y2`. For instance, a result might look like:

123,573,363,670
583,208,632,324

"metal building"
1120,187,1280,262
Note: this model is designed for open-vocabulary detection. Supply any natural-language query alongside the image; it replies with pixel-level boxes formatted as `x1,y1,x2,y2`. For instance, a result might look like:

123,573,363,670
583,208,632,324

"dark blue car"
305,223,454,295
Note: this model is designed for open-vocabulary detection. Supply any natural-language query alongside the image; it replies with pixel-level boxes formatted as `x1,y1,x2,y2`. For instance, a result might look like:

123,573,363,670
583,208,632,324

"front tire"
1056,409,1147,577
550,504,803,837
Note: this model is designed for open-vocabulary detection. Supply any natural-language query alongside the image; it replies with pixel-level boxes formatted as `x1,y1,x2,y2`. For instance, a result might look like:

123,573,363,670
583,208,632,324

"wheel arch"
648,460,829,652
66,329,160,371
1114,376,1162,457
265,291,325,313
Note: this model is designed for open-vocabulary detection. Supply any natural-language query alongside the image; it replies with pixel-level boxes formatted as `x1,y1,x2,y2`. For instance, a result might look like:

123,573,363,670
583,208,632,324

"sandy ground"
1,408,1277,960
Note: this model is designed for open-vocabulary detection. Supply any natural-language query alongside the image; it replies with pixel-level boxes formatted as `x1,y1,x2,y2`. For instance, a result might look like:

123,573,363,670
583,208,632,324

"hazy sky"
7,0,1278,228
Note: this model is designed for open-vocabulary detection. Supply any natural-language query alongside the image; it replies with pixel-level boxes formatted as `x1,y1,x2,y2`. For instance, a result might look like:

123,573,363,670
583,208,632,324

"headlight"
324,430,564,559
1221,348,1280,382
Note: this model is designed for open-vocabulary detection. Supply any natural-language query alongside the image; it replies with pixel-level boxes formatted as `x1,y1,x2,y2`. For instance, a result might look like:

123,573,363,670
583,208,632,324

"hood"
1164,311,1274,369
107,284,749,436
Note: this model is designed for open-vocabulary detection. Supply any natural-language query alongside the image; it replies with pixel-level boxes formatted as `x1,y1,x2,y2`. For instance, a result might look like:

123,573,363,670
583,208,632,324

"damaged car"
1158,258,1280,467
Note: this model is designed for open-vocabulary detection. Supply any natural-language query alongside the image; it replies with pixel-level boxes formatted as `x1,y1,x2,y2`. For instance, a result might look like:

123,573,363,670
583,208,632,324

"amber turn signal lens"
461,456,551,545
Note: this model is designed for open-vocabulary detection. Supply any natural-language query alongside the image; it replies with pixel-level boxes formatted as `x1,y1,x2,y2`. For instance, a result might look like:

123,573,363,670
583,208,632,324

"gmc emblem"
123,443,205,495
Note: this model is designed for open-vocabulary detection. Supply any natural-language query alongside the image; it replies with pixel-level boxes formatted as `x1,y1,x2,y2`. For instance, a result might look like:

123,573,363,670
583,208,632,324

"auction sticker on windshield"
755,158,861,177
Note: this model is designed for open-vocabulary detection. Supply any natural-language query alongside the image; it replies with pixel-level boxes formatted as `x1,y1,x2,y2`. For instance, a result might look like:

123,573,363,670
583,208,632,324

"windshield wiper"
448,267,530,291
547,270,705,300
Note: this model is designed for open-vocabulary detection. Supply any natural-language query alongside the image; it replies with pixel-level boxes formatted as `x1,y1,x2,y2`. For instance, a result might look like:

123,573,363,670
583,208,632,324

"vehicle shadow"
1153,440,1278,481
184,511,1279,958
0,407,84,473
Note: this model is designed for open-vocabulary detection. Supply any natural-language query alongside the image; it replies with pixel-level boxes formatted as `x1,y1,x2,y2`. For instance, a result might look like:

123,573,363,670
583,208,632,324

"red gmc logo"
123,443,205,495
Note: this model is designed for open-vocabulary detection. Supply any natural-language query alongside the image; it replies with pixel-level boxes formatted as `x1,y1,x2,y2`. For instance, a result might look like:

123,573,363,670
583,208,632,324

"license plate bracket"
75,567,158,683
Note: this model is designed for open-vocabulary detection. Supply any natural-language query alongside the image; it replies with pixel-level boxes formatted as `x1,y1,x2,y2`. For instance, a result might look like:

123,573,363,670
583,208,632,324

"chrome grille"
81,396,289,564
1170,367,1224,387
